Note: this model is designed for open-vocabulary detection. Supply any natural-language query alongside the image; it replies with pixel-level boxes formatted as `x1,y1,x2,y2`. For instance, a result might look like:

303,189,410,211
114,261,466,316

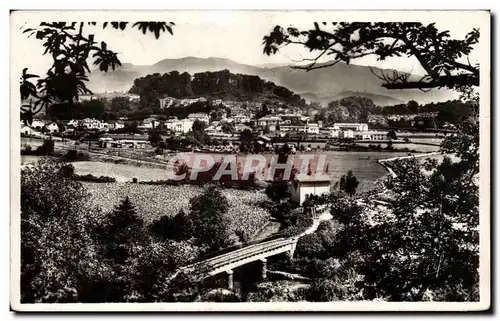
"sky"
11,11,486,78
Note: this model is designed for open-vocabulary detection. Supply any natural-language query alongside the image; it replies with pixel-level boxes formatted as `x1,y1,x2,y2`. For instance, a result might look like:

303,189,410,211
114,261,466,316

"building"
306,123,320,135
358,131,387,141
290,176,332,205
20,125,35,136
257,116,281,127
45,122,59,133
234,123,252,133
340,130,354,139
188,113,210,124
233,114,251,124
205,125,223,136
78,94,99,102
31,119,45,129
67,119,79,127
159,97,177,109
179,97,207,106
332,123,369,132
80,118,103,130
165,118,193,133
109,121,125,130
127,94,140,102
138,118,160,130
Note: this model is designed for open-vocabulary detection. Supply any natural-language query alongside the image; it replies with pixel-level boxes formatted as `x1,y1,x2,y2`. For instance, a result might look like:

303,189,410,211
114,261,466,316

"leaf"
119,22,127,30
103,22,108,29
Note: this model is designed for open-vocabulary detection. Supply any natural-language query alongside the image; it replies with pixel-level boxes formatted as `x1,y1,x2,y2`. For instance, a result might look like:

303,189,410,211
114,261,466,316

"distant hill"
322,91,405,107
87,57,458,105
128,69,306,107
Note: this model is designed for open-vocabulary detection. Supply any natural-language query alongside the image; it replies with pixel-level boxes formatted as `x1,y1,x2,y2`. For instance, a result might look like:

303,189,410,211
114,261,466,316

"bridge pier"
226,270,234,290
260,258,267,281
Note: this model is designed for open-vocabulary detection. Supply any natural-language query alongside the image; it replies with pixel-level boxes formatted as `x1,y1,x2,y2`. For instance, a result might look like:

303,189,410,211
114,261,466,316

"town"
15,15,483,309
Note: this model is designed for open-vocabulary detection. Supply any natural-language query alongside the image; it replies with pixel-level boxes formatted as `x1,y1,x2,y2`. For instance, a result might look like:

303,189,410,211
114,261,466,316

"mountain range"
87,57,458,106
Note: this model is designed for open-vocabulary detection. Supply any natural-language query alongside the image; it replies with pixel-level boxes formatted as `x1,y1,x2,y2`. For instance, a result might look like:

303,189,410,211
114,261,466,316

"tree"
407,100,420,113
148,131,163,147
262,23,479,91
21,159,102,303
97,197,149,264
339,170,359,197
110,97,132,114
150,209,194,242
387,129,398,140
81,99,106,119
192,119,206,132
20,21,175,125
189,187,233,252
265,180,290,203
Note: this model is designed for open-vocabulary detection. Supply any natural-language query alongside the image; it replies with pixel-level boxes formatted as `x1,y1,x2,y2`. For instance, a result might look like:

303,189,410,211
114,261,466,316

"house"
80,118,103,130
234,123,252,133
358,131,386,141
233,114,251,124
205,125,223,136
306,123,320,135
290,176,332,205
67,119,79,127
159,97,177,109
127,94,140,102
257,116,281,127
340,130,354,139
188,113,210,124
332,123,369,132
31,119,45,129
20,125,35,136
78,94,99,102
109,121,125,130
138,118,160,130
165,118,193,133
45,122,59,133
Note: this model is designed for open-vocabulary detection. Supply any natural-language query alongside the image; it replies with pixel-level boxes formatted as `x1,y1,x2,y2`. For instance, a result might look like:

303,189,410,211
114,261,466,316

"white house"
340,130,355,139
110,121,125,130
333,123,369,132
165,118,193,133
290,176,332,205
159,97,177,109
138,118,160,129
233,114,251,124
67,119,79,127
80,118,103,130
21,125,35,136
31,119,45,129
306,123,320,135
258,116,281,127
359,131,386,141
188,113,210,124
46,122,59,133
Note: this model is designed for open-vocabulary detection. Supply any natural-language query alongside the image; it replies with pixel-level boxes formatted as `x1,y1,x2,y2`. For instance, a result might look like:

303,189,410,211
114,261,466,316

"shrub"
73,174,116,183
132,177,138,183
60,164,75,178
64,150,78,162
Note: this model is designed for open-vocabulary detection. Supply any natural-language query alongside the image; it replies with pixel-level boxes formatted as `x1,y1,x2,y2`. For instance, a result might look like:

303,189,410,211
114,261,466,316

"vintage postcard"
10,10,490,311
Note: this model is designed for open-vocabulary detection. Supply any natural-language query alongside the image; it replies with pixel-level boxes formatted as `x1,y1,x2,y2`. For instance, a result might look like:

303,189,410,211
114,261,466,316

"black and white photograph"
9,10,490,311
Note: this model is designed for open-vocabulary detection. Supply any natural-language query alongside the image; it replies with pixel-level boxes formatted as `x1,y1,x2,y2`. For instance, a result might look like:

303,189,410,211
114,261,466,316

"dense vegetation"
128,69,306,109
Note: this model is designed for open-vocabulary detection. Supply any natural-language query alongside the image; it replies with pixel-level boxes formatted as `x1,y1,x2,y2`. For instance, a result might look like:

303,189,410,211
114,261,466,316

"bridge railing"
202,237,297,271
185,237,297,272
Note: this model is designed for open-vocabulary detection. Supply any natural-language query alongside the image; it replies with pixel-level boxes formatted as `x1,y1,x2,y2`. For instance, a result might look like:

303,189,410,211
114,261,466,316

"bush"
73,174,116,183
64,150,78,162
60,164,75,178
132,177,138,183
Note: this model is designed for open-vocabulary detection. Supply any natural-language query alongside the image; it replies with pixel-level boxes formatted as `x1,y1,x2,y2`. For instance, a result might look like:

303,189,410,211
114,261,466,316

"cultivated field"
82,182,272,242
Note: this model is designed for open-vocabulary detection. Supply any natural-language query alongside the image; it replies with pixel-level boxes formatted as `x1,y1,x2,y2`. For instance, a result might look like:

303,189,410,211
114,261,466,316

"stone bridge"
181,236,300,290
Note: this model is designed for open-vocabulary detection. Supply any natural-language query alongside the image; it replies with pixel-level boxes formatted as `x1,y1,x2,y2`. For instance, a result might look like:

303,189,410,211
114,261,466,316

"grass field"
83,182,271,242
